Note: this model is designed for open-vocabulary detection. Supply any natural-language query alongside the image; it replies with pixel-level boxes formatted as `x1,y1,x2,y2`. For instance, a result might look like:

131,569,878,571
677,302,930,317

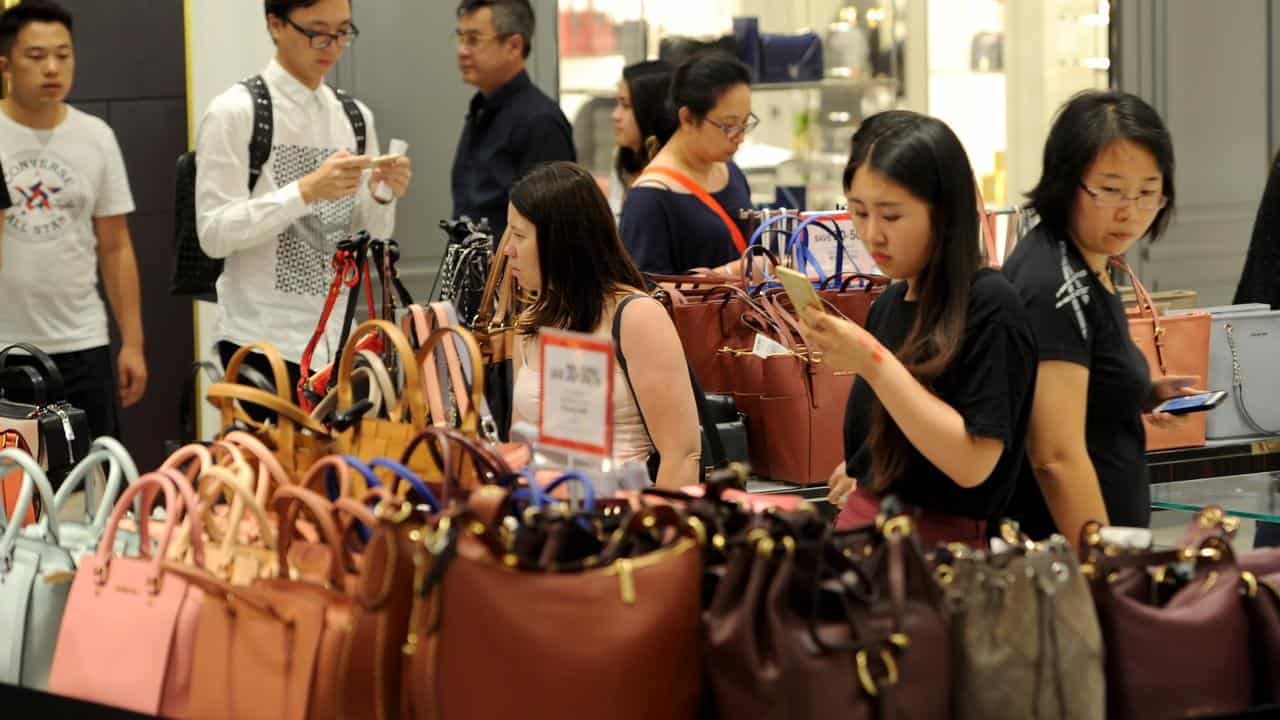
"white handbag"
23,436,141,563
0,448,75,690
1187,306,1280,440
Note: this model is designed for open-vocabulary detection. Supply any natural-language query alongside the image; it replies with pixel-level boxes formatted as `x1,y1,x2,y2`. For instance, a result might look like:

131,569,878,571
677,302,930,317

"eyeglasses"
705,113,760,140
284,16,359,50
454,30,512,49
1079,182,1167,211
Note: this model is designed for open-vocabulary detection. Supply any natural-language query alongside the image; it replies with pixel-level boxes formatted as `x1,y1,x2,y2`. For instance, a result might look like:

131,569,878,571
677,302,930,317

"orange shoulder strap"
640,166,748,253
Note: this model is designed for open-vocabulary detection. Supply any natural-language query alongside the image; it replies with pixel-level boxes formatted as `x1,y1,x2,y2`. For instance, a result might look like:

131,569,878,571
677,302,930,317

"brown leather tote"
1116,260,1211,451
403,488,704,720
936,530,1104,720
1082,521,1253,720
816,272,889,328
184,485,358,720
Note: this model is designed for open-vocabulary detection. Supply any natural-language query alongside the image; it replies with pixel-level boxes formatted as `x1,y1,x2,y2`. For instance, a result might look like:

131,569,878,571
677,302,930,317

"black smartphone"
1151,390,1228,415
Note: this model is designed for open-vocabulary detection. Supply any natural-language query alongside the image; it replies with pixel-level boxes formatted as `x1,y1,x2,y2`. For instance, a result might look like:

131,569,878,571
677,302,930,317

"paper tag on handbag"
539,328,615,459
1099,526,1153,550
752,333,790,358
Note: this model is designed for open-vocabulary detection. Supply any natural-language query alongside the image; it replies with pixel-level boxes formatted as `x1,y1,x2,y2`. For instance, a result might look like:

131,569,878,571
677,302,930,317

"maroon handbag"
1081,520,1254,719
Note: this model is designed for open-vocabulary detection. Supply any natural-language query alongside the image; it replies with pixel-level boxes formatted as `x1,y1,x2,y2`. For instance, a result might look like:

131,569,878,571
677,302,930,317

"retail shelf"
751,77,897,93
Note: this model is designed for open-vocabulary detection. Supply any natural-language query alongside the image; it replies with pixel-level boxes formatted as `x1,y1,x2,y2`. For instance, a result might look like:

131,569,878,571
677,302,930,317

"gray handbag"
1193,306,1280,440
0,448,75,690
24,436,141,561
936,531,1105,720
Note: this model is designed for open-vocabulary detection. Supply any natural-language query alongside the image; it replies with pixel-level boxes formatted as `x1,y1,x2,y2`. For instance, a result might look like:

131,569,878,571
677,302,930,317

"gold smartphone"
777,266,824,316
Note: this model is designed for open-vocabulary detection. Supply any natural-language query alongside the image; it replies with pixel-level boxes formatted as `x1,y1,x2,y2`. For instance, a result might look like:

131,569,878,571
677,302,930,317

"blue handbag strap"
368,458,441,512
536,471,596,512
340,455,383,490
788,214,847,281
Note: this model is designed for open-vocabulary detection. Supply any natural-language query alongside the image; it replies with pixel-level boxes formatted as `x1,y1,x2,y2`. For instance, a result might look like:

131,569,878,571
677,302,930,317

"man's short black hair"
456,0,535,59
264,0,347,20
0,0,74,58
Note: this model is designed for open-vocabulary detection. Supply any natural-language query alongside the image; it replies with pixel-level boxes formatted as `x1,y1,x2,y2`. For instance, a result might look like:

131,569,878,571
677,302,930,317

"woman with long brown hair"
800,111,1038,546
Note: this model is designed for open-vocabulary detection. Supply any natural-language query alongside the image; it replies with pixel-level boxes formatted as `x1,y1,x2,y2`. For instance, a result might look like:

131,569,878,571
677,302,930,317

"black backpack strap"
335,88,368,156
239,75,274,192
612,295,728,473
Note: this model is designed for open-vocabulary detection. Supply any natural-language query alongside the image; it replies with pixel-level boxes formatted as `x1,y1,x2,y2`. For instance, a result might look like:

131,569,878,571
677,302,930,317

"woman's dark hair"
511,162,646,336
616,60,677,182
264,0,332,20
0,0,72,57
670,50,751,124
1027,89,1177,242
842,110,982,493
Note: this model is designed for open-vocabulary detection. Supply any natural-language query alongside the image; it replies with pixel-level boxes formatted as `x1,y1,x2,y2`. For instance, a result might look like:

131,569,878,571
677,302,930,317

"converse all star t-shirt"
0,106,135,353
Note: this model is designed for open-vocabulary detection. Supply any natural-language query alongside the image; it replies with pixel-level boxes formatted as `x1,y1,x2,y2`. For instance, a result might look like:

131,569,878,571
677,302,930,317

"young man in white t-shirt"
0,0,146,440
196,0,413,391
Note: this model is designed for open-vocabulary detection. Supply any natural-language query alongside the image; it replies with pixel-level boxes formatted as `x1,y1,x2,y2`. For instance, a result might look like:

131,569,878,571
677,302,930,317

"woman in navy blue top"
620,52,755,275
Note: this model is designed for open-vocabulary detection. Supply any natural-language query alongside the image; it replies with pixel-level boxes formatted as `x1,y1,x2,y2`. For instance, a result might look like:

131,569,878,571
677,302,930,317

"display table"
1151,471,1280,523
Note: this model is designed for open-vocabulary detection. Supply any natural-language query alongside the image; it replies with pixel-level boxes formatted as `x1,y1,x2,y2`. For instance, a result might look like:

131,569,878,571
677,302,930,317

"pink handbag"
47,469,208,717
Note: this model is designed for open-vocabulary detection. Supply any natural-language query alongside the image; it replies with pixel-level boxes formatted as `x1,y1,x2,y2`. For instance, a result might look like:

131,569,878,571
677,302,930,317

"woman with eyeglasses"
1003,90,1196,545
619,51,757,276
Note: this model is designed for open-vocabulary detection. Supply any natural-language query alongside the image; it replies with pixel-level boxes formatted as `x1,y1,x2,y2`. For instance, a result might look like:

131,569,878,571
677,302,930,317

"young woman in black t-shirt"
1002,90,1199,545
800,111,1038,547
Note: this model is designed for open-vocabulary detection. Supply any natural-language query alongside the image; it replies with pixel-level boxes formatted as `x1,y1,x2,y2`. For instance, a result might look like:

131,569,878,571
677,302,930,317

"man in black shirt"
452,0,575,238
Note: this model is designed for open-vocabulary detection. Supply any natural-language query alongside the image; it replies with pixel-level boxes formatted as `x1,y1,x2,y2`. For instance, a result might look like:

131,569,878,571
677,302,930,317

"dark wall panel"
107,99,186,215
51,0,191,472
64,0,185,101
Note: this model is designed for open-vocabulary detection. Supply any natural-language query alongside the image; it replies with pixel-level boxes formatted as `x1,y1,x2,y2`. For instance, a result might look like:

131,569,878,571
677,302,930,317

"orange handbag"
1115,260,1211,450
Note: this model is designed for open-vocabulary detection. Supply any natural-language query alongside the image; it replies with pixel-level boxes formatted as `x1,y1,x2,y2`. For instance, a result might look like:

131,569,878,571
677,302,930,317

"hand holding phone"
1151,390,1228,415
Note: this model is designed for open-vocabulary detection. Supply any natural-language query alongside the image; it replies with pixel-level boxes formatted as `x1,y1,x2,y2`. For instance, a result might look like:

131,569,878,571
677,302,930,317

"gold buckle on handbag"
856,649,899,696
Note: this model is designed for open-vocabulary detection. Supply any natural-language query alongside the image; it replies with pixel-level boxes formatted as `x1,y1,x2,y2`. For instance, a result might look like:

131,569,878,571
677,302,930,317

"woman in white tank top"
504,162,701,489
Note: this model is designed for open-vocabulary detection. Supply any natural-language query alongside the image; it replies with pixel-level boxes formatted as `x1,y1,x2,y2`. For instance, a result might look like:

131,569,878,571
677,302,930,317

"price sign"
538,328,615,458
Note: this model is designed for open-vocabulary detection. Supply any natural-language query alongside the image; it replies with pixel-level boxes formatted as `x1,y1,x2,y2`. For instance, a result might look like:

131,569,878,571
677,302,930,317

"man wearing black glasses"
452,0,574,239
195,0,413,387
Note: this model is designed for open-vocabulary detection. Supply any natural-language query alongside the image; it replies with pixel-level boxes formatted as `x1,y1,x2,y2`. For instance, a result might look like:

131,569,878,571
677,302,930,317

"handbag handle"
368,458,441,512
95,470,208,591
474,227,511,333
198,466,278,574
297,454,354,500
222,342,292,405
206,382,333,436
1110,258,1170,373
788,213,846,281
271,484,347,588
52,435,139,538
160,442,215,485
337,319,425,427
415,327,486,435
398,427,511,504
0,448,61,557
0,343,66,400
221,430,295,508
536,471,596,512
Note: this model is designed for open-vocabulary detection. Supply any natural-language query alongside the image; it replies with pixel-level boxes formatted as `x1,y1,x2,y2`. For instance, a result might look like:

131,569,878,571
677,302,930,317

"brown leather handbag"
705,507,950,719
659,283,778,394
1081,519,1254,720
184,484,359,720
936,530,1104,720
403,488,704,720
816,272,889,328
334,320,428,475
206,342,335,475
1116,260,1211,451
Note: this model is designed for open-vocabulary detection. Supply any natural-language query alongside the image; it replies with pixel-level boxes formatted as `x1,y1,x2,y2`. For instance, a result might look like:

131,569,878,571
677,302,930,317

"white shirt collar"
262,58,329,110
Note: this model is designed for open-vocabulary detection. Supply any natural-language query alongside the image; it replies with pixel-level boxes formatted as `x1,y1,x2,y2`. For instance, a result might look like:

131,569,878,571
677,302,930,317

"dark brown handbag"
816,272,889,328
1081,519,1254,720
936,529,1104,720
1116,260,1211,451
705,506,950,719
403,488,704,720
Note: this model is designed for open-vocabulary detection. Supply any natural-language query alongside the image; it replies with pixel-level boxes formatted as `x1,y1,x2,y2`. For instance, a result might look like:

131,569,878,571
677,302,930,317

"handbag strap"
51,436,138,536
336,319,425,426
1110,258,1169,374
414,326,487,435
271,484,349,587
1224,321,1280,435
975,187,1000,269
0,343,65,400
639,166,748,253
0,447,61,555
612,294,728,471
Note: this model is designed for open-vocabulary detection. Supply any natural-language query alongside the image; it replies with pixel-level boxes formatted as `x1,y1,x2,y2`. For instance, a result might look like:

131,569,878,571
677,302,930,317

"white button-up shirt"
196,59,395,364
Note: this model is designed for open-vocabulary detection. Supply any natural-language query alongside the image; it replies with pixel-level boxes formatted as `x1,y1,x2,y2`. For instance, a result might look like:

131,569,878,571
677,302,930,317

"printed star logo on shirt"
3,150,88,241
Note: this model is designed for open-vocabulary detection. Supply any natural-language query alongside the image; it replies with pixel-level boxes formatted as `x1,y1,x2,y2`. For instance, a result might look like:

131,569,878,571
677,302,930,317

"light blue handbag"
0,448,75,690
1177,305,1280,439
23,436,141,563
